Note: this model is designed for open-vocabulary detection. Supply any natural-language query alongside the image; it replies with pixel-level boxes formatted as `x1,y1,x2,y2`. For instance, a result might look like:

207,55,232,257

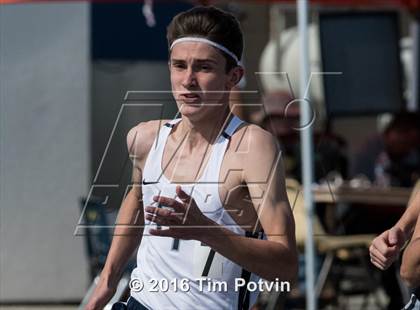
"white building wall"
0,3,90,301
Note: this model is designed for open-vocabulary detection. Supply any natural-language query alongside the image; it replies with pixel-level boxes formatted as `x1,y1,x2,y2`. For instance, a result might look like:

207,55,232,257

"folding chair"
286,178,385,309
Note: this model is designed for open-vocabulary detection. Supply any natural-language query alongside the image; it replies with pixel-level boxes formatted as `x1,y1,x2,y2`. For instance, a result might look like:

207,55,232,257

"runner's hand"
85,278,117,310
145,186,213,240
369,226,406,270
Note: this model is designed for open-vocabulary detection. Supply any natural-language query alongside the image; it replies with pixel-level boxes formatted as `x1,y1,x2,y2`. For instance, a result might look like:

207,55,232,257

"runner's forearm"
100,188,144,287
199,221,297,283
395,189,420,239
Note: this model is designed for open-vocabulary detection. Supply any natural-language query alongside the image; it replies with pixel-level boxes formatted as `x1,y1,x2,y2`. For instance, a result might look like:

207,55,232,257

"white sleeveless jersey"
130,116,263,310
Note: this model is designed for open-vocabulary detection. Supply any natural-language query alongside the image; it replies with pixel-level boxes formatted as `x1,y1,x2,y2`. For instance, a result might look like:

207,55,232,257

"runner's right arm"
370,184,420,270
85,124,148,310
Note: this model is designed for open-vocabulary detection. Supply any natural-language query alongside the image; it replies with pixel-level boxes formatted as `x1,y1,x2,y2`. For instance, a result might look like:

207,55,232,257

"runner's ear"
226,66,244,89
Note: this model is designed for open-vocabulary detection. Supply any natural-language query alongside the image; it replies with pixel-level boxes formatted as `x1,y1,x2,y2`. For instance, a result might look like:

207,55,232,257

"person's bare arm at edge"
370,185,420,270
86,122,154,310
146,126,298,282
401,213,420,288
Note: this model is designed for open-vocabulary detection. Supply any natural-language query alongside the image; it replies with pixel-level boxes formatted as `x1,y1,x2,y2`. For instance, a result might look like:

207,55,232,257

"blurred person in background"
253,91,348,305
348,112,420,237
351,112,420,188
253,91,348,234
253,91,348,183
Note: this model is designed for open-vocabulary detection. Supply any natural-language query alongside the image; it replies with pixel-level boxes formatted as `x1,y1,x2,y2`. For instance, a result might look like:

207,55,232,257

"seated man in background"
253,91,348,304
253,91,348,234
347,113,420,235
253,91,348,183
351,112,420,188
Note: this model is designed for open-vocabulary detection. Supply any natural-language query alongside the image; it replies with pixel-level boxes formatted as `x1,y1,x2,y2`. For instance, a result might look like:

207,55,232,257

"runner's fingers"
149,228,174,237
373,239,398,258
146,210,184,225
149,227,185,239
146,213,177,226
370,247,394,270
370,256,386,270
145,213,162,225
369,245,390,264
153,196,185,212
145,206,170,217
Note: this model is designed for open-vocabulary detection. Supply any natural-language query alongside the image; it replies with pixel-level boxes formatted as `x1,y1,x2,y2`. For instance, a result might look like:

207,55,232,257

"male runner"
370,184,420,309
86,6,297,310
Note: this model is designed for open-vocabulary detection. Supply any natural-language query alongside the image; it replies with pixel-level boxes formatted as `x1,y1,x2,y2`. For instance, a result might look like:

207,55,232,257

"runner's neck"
175,107,232,150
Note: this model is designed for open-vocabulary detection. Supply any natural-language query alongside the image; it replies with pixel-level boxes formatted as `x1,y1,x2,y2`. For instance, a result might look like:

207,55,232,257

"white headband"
170,37,241,66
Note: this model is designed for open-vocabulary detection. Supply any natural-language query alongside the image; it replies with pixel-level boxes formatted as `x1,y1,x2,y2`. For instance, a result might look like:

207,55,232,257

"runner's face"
169,42,233,119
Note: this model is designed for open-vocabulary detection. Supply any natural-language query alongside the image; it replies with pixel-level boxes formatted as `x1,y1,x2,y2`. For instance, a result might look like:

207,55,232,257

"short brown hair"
167,6,243,72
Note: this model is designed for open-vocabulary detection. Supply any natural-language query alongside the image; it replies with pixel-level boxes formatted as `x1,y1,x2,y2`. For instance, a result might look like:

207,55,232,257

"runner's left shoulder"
233,123,279,153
